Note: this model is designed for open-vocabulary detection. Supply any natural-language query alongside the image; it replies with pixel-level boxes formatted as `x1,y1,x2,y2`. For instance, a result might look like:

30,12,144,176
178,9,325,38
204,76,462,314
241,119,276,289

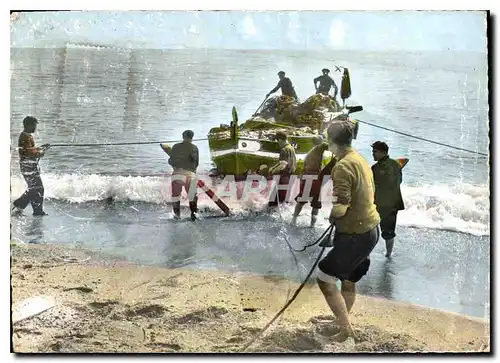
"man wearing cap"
371,141,405,258
314,68,338,98
267,131,297,207
161,130,199,221
291,137,332,227
316,120,380,343
12,116,50,216
266,71,298,100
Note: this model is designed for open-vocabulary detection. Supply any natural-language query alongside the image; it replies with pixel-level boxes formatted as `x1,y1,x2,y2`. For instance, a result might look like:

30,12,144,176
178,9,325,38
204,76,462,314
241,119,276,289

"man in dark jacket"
371,141,405,258
161,130,199,221
266,71,298,100
12,116,50,216
314,68,338,98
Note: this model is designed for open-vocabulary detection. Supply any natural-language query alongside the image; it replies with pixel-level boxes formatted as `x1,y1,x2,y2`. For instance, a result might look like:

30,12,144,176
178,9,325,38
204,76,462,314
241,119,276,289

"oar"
252,96,268,116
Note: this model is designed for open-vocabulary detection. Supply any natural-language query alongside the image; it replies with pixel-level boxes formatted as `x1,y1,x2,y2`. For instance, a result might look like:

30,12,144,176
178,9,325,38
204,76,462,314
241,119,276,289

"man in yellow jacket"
316,120,381,343
371,141,405,258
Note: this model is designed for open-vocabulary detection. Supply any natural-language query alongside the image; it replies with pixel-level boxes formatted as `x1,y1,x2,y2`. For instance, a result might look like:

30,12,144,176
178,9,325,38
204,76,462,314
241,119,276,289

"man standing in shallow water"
266,131,297,208
316,120,381,343
161,130,199,221
291,136,332,227
371,141,405,258
12,116,50,216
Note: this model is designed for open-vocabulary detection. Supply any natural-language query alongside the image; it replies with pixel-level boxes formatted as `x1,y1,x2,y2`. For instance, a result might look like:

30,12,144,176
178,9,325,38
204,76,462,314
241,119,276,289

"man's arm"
269,148,291,174
331,78,338,98
191,146,199,169
269,160,288,174
160,143,172,156
268,79,283,96
329,163,352,220
394,160,403,184
167,144,177,167
313,76,320,90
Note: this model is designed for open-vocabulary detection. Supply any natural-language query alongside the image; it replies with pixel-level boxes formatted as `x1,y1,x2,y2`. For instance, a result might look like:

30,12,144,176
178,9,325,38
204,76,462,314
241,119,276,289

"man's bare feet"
332,326,356,343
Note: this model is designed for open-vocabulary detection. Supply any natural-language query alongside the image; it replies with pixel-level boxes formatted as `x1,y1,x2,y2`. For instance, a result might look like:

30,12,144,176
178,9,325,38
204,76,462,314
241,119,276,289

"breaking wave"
10,173,490,236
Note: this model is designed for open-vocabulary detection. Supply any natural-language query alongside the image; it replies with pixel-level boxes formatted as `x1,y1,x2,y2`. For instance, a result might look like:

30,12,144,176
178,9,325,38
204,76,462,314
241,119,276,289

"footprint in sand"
174,306,228,325
63,286,93,293
124,304,168,319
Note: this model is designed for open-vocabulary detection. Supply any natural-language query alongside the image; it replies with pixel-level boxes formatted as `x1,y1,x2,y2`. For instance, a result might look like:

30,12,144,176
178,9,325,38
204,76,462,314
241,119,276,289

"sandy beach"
10,243,489,353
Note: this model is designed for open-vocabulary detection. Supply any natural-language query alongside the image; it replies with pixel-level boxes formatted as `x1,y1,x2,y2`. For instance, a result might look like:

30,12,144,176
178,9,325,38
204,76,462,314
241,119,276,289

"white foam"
10,173,490,236
397,183,490,236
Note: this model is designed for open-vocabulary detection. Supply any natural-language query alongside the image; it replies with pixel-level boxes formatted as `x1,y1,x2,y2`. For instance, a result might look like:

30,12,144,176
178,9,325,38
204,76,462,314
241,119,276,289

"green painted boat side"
210,149,333,176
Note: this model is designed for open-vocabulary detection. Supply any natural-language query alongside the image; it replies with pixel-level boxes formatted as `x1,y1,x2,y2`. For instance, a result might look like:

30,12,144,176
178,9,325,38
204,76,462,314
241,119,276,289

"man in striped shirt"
12,116,50,216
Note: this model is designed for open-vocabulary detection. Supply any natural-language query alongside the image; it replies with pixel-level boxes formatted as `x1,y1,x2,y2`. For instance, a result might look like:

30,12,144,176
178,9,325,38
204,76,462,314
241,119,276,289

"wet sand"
11,243,490,353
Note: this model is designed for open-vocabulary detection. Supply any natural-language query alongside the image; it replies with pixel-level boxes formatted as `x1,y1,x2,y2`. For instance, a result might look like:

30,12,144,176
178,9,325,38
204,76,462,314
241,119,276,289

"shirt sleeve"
270,79,282,94
394,160,403,184
283,147,294,166
332,162,352,206
330,163,352,219
191,146,199,169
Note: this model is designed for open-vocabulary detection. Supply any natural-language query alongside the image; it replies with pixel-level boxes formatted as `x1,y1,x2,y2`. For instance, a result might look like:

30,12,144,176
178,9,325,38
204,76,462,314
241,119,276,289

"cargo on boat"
207,67,363,178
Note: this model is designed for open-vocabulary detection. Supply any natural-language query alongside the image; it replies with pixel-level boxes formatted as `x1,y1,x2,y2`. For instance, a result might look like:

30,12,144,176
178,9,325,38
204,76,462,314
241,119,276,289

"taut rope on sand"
239,225,334,352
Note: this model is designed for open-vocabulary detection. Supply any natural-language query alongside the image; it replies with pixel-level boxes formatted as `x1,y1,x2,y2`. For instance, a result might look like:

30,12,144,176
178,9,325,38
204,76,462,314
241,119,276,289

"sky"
10,10,487,52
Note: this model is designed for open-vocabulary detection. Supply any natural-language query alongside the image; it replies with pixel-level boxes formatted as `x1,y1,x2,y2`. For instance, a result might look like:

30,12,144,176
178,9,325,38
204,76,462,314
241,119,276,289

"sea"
10,46,490,319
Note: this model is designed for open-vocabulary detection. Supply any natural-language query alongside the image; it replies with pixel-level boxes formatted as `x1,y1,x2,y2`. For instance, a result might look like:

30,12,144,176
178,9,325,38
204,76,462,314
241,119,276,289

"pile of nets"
251,93,342,130
208,93,344,141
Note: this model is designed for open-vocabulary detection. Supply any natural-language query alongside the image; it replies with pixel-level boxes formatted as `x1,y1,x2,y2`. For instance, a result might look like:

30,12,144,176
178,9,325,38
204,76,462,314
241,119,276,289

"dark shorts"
318,226,380,283
380,211,398,240
295,178,323,209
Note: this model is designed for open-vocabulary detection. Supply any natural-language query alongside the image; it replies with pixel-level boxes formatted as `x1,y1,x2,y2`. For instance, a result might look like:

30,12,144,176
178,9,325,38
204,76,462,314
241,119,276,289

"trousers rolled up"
14,168,45,214
171,172,198,216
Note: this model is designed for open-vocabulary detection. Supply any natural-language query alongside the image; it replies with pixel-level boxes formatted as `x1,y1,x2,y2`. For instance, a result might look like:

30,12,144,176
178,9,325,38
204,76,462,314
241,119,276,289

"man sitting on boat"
291,136,331,227
266,71,298,100
314,68,338,98
266,131,297,208
161,130,199,221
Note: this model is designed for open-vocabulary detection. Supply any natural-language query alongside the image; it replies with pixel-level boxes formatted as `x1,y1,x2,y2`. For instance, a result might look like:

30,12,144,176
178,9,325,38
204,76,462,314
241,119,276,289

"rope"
9,138,208,149
10,118,488,158
48,138,208,147
239,228,332,352
291,224,334,253
356,118,488,157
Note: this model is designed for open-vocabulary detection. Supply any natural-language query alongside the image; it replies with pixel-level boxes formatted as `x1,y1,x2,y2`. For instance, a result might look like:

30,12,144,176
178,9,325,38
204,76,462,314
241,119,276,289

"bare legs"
311,207,319,227
291,202,305,225
385,238,394,258
341,280,356,313
292,203,319,227
317,279,356,342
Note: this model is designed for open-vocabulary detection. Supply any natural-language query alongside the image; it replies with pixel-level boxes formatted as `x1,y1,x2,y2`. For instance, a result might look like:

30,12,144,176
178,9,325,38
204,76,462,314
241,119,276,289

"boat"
207,67,364,179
